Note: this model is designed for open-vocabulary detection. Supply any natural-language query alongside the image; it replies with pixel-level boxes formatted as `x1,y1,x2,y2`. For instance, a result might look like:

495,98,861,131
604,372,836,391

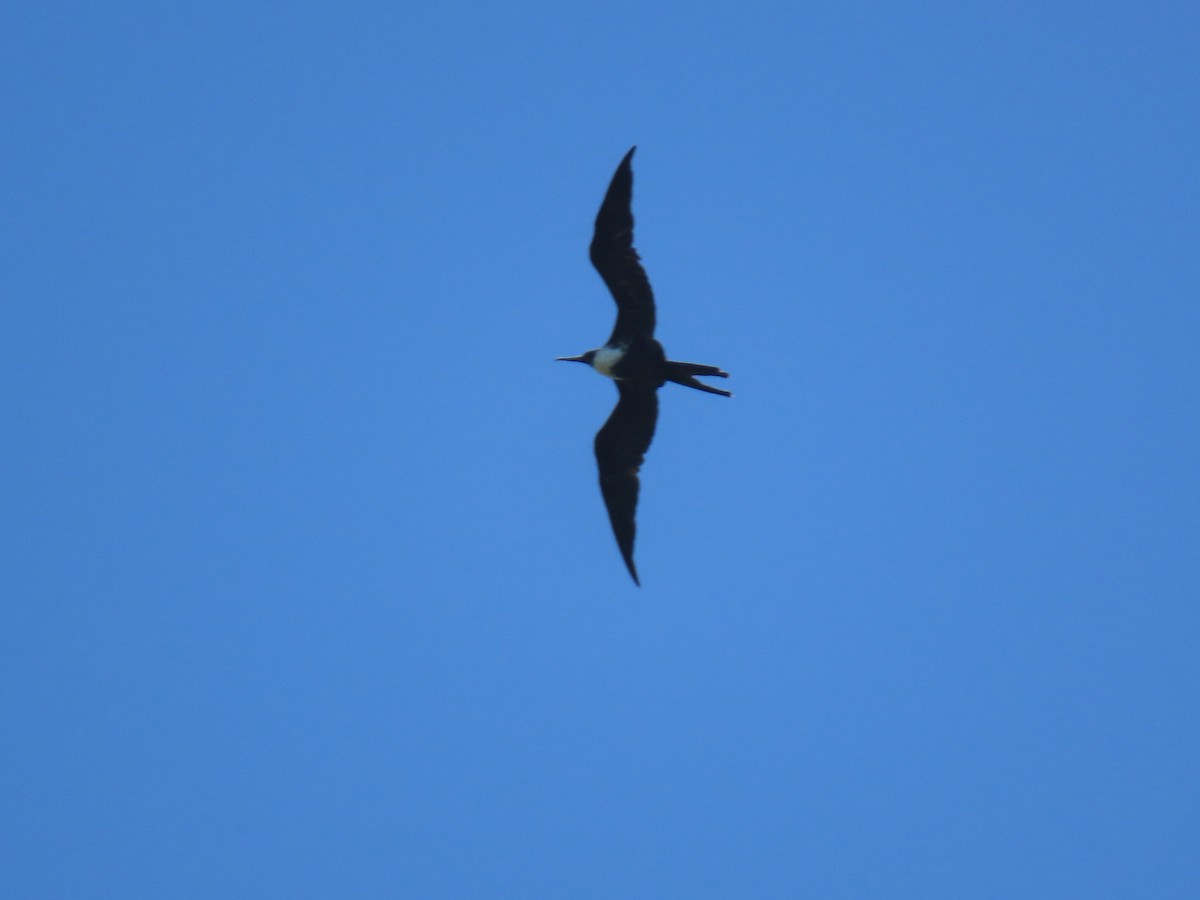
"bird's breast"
591,344,626,378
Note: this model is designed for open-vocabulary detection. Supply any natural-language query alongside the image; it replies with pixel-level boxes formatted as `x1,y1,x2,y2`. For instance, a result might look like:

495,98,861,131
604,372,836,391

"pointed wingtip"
623,553,640,586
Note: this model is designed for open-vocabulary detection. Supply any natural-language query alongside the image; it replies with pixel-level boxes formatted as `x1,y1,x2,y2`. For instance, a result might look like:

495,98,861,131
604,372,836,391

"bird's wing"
594,381,659,586
590,146,656,343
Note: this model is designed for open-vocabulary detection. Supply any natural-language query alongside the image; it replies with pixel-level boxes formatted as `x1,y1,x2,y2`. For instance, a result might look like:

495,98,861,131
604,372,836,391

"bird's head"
555,350,596,366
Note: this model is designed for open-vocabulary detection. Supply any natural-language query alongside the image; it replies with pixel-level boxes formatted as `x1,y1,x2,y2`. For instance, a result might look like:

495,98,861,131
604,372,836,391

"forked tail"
664,360,732,397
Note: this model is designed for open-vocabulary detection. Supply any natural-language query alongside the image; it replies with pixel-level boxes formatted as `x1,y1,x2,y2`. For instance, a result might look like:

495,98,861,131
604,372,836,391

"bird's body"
590,345,625,377
558,147,731,585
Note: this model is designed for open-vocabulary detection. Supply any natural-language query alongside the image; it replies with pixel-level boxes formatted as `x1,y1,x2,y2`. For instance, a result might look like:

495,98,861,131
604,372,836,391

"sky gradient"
3,1,1198,897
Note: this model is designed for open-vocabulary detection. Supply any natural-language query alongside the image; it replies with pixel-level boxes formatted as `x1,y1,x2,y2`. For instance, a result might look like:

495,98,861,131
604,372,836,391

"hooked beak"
555,355,587,363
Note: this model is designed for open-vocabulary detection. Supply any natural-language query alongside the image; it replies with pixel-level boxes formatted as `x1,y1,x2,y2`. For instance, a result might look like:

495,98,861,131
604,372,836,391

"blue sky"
3,1,1198,896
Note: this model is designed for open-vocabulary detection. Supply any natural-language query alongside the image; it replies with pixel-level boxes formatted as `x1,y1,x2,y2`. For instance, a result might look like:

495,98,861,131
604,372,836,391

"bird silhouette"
557,147,731,585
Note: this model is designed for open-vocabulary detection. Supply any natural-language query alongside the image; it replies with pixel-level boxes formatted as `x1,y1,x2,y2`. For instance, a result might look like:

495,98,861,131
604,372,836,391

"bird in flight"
558,147,731,585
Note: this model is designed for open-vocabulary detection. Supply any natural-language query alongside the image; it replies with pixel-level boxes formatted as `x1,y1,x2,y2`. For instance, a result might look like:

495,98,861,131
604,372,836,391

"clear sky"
3,1,1198,897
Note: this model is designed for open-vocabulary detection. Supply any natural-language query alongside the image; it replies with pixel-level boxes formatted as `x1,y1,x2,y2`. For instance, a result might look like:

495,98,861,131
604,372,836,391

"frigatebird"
557,147,731,585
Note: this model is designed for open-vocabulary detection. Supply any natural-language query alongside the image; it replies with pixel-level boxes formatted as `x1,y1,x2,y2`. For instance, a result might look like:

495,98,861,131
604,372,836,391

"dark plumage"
557,147,731,585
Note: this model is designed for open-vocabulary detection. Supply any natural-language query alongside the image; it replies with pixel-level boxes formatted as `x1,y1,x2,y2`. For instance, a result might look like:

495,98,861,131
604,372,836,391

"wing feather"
594,382,659,585
589,147,656,342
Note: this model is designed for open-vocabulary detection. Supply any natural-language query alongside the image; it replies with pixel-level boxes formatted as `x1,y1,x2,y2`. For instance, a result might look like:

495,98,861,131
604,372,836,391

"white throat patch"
591,345,625,378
